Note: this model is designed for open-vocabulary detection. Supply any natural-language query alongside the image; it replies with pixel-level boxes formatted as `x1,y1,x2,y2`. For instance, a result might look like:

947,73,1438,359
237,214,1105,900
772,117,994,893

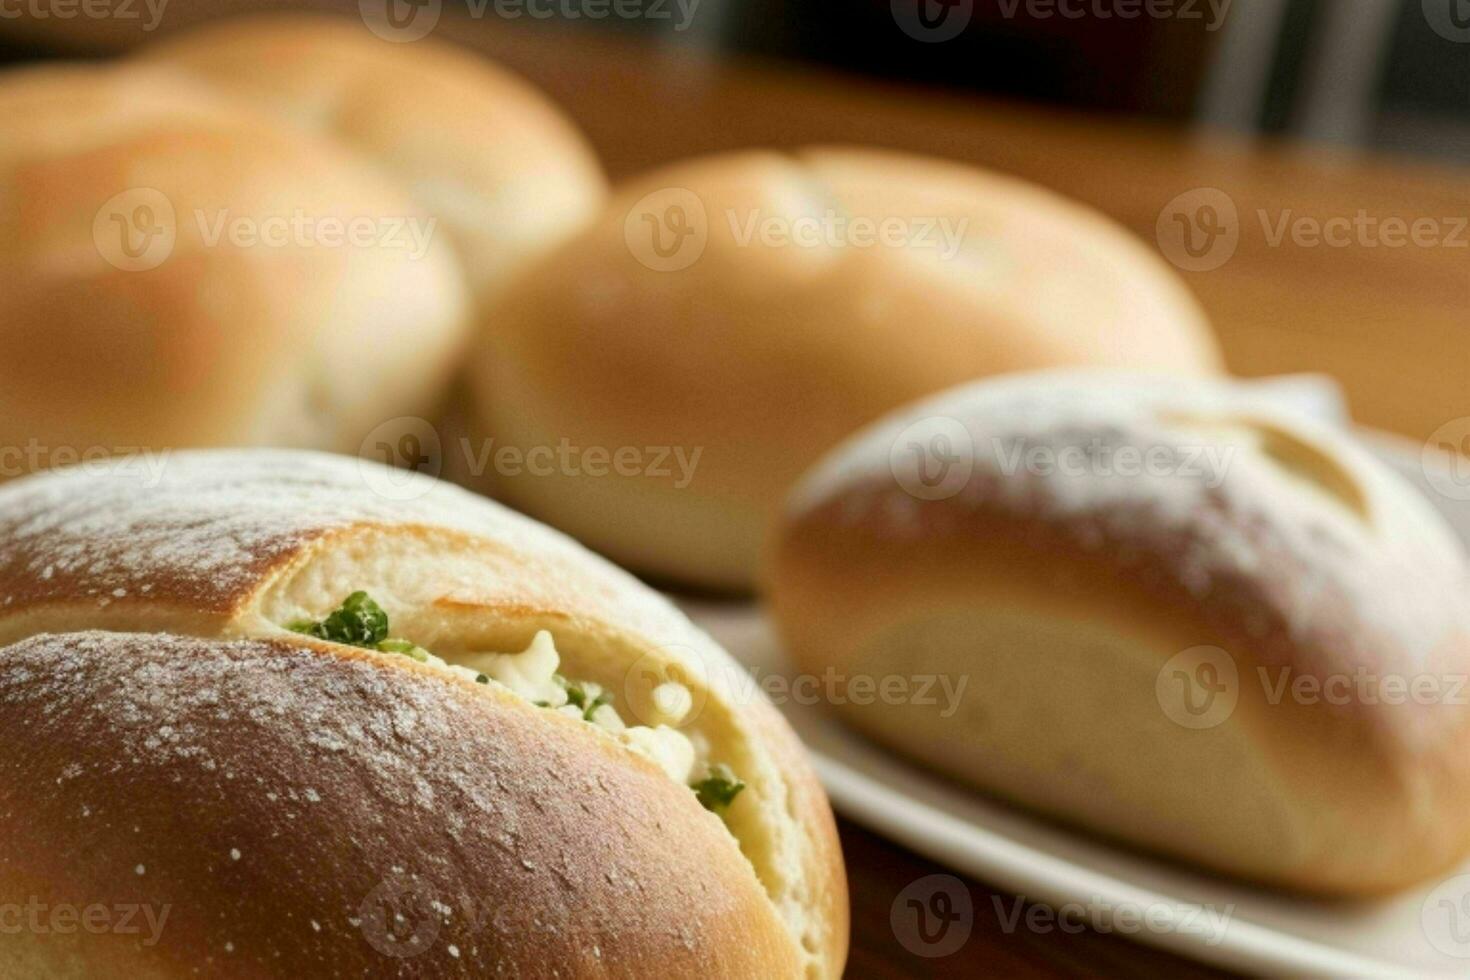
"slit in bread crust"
248,525,823,973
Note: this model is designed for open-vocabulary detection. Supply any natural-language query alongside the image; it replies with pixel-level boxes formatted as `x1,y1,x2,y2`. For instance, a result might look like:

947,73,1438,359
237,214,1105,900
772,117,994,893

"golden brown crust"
0,450,847,975
467,147,1220,589
769,370,1470,895
139,14,607,306
0,630,798,977
0,63,471,464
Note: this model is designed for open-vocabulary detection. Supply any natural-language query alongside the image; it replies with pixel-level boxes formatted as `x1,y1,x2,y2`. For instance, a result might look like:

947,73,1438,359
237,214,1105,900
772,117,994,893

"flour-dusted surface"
793,370,1470,667
0,448,785,746
787,370,1470,745
0,449,670,622
0,630,787,977
0,449,846,975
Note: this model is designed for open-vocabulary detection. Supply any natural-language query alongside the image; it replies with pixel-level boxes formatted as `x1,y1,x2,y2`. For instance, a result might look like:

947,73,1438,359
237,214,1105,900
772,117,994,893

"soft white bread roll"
0,63,471,467
0,450,847,976
140,14,607,305
768,370,1470,896
468,148,1222,591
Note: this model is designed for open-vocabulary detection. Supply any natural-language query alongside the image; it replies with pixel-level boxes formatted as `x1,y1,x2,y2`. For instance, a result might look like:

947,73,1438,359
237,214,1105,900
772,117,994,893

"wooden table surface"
432,18,1468,979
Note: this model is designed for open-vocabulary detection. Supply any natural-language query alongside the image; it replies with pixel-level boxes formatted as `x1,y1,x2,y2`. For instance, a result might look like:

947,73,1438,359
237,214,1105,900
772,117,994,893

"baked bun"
467,148,1221,591
768,369,1470,896
0,63,470,468
0,450,846,976
140,14,607,305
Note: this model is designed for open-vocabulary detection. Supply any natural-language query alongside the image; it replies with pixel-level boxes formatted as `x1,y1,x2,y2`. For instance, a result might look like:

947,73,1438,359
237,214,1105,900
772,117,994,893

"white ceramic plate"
677,429,1470,979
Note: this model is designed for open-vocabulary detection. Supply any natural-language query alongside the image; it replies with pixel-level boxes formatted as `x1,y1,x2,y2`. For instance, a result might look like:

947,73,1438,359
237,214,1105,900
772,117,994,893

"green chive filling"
692,764,747,813
289,592,745,815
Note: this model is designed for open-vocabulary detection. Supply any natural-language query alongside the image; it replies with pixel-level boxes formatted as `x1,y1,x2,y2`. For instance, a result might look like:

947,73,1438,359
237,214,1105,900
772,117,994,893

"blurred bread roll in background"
139,14,608,305
0,63,470,467
467,148,1222,590
769,370,1470,895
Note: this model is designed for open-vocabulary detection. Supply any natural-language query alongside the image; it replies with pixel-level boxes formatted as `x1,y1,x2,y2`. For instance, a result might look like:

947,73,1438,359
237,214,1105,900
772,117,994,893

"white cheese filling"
437,631,705,785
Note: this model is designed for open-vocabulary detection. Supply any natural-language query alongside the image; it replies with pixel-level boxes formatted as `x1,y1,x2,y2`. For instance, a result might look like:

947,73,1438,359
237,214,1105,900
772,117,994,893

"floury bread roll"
0,451,847,976
468,148,1222,590
140,14,607,305
0,64,470,468
768,370,1470,895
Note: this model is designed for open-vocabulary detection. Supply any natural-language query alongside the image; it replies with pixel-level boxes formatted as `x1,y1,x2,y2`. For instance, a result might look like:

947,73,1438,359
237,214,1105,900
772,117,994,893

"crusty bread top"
785,370,1470,749
0,449,598,615
468,146,1219,589
0,63,471,457
139,14,606,304
0,630,799,977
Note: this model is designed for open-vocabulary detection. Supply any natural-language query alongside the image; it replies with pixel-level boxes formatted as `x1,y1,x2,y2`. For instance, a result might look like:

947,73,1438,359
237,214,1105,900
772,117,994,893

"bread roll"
140,14,607,305
467,148,1222,591
0,63,471,470
0,450,847,976
768,369,1470,896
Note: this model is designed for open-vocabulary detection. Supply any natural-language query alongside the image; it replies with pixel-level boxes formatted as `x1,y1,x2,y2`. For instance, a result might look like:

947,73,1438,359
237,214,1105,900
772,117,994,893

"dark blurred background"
2,0,1466,162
